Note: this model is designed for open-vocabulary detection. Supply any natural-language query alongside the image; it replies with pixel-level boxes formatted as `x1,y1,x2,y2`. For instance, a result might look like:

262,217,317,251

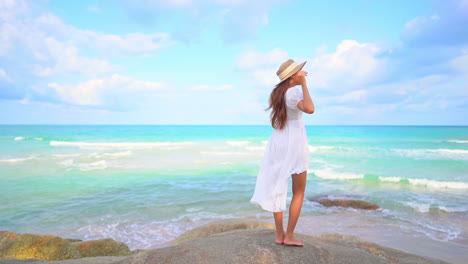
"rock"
0,228,450,264
72,239,131,258
310,198,380,210
0,231,131,261
118,229,449,264
0,231,80,260
0,256,128,264
169,219,274,246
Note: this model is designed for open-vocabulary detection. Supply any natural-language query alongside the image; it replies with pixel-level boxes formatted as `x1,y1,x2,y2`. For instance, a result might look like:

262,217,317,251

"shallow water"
0,125,467,259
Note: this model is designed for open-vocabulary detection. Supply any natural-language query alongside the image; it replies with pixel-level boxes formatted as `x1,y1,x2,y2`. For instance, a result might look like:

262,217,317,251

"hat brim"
277,61,307,85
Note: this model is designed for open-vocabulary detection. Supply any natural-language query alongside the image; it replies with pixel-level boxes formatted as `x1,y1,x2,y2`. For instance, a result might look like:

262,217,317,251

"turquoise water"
0,125,467,250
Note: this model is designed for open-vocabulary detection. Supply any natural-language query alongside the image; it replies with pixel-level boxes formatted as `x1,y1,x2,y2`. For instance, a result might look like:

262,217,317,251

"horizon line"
0,124,467,126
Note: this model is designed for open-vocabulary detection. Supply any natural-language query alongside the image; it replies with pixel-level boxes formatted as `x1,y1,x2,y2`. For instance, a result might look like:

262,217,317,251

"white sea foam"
226,140,250,146
419,224,461,242
60,159,108,171
14,136,44,141
447,139,468,143
311,169,364,180
394,213,462,241
378,175,468,189
68,213,237,250
391,148,468,160
185,207,202,213
309,145,335,152
53,154,80,158
0,156,35,163
404,202,435,213
77,160,108,171
310,159,329,165
158,146,183,150
379,176,403,182
406,178,468,189
60,159,74,166
200,151,260,156
50,141,197,149
428,148,468,154
106,151,133,157
310,169,468,189
88,151,133,158
245,146,265,151
403,202,466,213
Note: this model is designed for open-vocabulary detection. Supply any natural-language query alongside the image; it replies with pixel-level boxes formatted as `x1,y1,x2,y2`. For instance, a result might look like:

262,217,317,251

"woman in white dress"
250,59,315,246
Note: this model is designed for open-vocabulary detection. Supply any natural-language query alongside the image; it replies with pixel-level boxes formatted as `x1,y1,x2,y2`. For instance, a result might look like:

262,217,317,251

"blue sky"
0,0,466,125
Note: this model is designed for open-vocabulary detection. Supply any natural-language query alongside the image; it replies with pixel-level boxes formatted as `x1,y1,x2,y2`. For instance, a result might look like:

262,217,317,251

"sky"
0,0,466,125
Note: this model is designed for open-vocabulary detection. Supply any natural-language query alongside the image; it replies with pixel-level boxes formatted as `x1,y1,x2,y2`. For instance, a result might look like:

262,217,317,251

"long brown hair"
266,78,291,130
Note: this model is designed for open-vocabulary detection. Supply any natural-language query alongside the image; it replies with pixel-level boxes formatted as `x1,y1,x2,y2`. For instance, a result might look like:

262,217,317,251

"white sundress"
250,86,309,212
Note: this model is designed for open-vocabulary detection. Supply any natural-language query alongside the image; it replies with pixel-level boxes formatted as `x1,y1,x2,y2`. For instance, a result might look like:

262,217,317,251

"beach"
1,125,467,263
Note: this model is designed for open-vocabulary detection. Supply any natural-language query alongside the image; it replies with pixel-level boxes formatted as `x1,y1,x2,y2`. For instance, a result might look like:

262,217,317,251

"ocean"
0,125,467,260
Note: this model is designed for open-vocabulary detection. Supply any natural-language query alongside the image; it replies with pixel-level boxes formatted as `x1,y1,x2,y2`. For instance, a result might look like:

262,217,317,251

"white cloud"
235,48,288,69
251,68,279,87
0,18,18,56
403,95,465,111
315,73,463,114
237,40,387,90
306,40,387,91
220,3,270,43
190,84,233,91
48,75,166,109
448,50,468,75
0,68,13,82
0,5,174,82
235,47,289,87
88,6,101,13
1,12,117,79
0,0,28,20
400,0,468,47
29,12,174,57
92,32,173,57
314,45,328,56
404,15,440,32
30,37,114,77
136,0,195,9
122,0,283,43
336,90,368,104
0,0,175,110
236,36,466,124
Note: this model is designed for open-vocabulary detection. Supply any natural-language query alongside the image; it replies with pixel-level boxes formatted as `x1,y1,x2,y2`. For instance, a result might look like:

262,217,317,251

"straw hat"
276,59,307,83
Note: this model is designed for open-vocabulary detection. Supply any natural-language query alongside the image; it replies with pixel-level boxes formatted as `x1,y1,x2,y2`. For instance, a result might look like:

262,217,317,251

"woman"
250,59,315,247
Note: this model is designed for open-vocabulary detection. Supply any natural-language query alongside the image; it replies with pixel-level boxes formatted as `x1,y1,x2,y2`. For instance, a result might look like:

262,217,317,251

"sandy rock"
169,219,274,246
72,239,131,258
310,198,380,210
119,229,449,264
0,228,450,264
0,231,131,261
0,256,128,264
0,231,80,260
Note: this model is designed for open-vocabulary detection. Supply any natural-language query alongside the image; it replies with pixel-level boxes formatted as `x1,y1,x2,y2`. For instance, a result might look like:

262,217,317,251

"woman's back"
285,87,304,121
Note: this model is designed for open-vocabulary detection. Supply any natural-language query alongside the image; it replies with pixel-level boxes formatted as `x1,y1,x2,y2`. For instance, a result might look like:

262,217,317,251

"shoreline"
267,213,467,264
2,210,467,263
0,218,456,264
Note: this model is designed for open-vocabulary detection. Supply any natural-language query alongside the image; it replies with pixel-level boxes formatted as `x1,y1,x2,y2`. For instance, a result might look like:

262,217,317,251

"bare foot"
275,232,285,245
283,235,304,247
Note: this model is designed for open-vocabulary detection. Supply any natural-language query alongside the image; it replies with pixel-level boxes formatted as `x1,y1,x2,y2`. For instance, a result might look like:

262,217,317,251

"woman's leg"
284,171,307,246
273,212,285,244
